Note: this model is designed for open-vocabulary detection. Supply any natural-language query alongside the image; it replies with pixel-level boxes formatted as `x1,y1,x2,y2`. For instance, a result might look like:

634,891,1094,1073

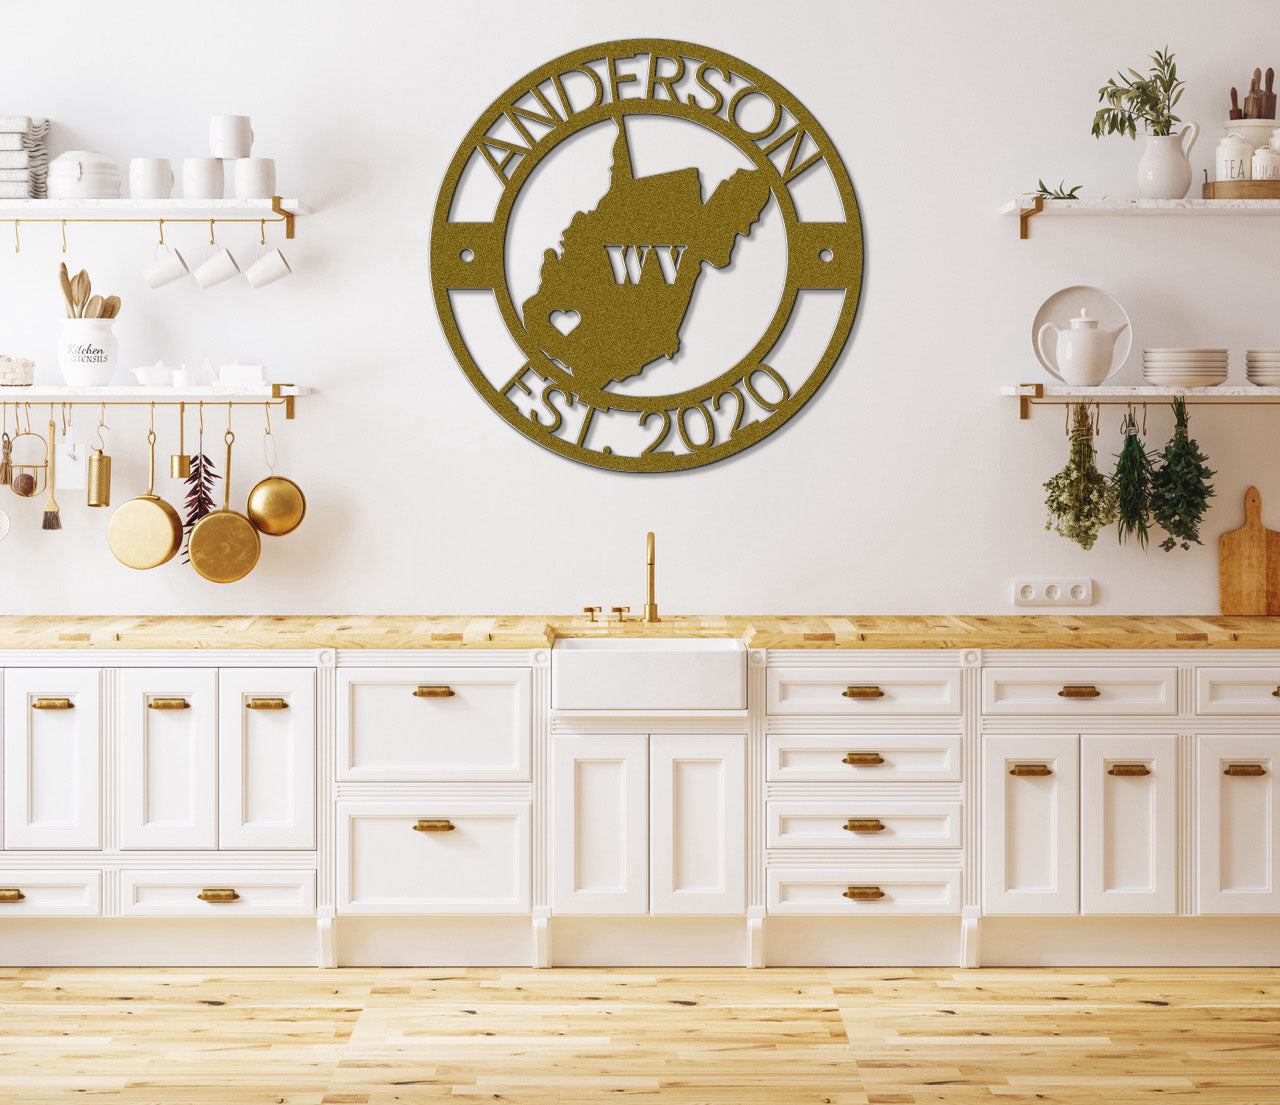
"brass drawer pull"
1272,687,1280,698
413,819,456,832
843,818,886,833
842,885,885,901
246,698,289,710
147,697,190,710
842,751,885,766
1010,763,1053,777
1225,763,1267,777
1108,763,1151,777
1058,684,1101,699
32,697,73,710
413,685,455,698
0,888,25,903
197,888,240,903
842,685,885,699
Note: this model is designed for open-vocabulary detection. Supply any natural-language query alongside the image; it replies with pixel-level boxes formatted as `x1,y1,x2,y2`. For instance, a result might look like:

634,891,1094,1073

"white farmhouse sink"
552,637,746,711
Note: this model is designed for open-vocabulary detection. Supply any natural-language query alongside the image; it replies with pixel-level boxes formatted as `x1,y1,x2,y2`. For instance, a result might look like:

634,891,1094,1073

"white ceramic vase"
1137,124,1199,199
57,318,118,386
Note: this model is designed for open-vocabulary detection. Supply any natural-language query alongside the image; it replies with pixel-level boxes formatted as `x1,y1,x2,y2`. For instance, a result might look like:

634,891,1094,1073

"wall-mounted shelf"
0,197,310,242
1004,383,1280,420
1002,195,1280,239
0,383,311,419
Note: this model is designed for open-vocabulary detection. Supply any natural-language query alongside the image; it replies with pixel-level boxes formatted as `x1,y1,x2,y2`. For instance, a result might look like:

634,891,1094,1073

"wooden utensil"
101,295,120,320
1244,68,1264,118
106,426,182,570
41,417,60,530
83,294,103,320
70,270,90,318
1219,486,1280,614
58,263,75,318
1265,68,1276,119
187,428,260,583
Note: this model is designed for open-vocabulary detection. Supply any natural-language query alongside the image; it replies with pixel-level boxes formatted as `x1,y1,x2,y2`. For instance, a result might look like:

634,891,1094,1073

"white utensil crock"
57,318,118,386
1137,124,1199,199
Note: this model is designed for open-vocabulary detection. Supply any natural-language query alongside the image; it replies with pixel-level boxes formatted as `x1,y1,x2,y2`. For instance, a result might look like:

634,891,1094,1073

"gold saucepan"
245,405,305,536
107,427,181,569
188,428,260,584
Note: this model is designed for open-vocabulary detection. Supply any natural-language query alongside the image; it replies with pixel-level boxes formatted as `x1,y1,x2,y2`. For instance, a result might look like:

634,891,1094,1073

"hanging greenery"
1045,403,1118,550
1151,397,1215,551
1112,410,1155,547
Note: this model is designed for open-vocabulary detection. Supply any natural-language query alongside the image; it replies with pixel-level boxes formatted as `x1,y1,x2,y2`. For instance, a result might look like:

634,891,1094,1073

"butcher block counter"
1,613,1279,649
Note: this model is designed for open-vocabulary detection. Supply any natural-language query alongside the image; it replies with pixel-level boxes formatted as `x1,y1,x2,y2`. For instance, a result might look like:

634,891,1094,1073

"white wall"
0,0,1274,615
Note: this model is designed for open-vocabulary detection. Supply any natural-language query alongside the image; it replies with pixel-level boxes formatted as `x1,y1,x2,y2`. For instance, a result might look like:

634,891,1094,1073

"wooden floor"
0,968,1277,1104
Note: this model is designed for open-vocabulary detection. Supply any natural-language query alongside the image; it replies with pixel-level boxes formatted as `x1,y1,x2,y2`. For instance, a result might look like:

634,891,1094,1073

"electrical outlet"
1013,577,1094,607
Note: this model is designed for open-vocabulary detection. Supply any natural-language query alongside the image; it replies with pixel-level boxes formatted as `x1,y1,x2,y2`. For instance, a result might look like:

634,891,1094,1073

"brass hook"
12,220,18,254
95,403,108,451
198,400,204,435
149,401,155,433
209,219,216,246
226,400,232,434
22,402,30,434
1142,402,1148,436
158,219,165,247
60,219,67,253
259,219,266,246
262,402,276,471
1094,402,1101,436
1064,402,1069,437
61,402,70,437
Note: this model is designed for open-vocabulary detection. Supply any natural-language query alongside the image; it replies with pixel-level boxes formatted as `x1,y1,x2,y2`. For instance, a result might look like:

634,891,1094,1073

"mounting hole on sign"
818,248,834,262
460,248,475,262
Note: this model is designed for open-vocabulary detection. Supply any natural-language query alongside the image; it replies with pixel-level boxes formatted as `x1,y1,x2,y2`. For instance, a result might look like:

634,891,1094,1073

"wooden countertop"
0,614,1278,650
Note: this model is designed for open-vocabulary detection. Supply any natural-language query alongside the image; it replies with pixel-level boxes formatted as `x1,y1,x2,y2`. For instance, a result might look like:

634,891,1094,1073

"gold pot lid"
107,495,182,570
188,509,261,583
247,475,306,536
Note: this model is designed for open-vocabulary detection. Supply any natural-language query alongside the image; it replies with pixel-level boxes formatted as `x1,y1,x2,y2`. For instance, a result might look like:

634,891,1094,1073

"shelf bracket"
272,383,296,420
271,195,295,240
1018,195,1044,240
1013,383,1042,419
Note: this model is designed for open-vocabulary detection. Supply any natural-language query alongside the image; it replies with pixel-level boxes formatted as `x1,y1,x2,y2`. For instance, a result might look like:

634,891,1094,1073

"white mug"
244,244,291,288
183,157,224,199
193,245,240,289
129,157,173,199
144,244,189,289
209,115,253,159
233,157,276,199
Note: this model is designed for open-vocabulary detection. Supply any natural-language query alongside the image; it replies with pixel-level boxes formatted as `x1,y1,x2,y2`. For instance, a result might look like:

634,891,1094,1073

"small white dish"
132,362,172,386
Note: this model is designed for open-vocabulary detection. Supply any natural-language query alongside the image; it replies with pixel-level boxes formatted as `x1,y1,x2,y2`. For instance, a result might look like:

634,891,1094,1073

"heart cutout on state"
549,309,580,336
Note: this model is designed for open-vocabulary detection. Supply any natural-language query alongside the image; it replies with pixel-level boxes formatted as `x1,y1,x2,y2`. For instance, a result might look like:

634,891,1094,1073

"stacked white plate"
1143,348,1228,387
1246,349,1280,386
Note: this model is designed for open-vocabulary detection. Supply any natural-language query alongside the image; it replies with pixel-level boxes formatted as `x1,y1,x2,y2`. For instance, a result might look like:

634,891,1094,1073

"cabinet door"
3,669,101,849
118,669,218,850
1197,736,1280,914
982,736,1079,914
219,670,316,849
1080,736,1176,915
650,736,745,915
551,736,648,915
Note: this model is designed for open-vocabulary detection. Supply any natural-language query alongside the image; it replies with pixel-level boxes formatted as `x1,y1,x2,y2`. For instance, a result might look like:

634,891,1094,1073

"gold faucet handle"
611,606,630,623
582,606,602,623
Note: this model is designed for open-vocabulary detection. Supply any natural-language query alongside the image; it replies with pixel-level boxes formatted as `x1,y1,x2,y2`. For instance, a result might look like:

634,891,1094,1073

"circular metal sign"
432,39,863,472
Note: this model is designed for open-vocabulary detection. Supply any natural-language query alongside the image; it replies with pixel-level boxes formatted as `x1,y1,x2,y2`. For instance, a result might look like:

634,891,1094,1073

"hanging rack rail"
0,385,309,419
0,197,308,241
1004,383,1280,420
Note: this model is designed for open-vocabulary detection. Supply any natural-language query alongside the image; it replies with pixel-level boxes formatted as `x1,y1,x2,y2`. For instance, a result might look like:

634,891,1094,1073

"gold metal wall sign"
431,39,863,472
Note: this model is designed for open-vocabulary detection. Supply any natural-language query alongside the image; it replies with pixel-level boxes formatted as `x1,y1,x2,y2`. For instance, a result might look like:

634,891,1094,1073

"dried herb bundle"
181,450,219,563
1151,397,1214,551
1045,403,1118,550
1112,410,1155,547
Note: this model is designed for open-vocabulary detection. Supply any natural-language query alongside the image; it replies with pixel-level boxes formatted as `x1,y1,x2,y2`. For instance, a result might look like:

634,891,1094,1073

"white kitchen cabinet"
0,870,101,917
120,870,316,917
118,669,218,850
767,866,961,915
551,735,648,914
219,669,315,849
766,734,962,782
3,669,101,850
1080,736,1177,915
767,667,961,715
650,736,745,915
767,801,961,850
1197,736,1280,914
982,736,1079,914
982,667,1177,716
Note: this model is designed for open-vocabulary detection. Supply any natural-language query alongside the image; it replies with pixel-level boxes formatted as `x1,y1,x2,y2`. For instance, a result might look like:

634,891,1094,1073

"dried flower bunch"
1045,403,1119,551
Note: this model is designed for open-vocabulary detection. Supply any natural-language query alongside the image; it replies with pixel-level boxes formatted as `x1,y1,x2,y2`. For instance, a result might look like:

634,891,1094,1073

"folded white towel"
0,151,29,169
0,116,30,133
0,168,30,182
0,134,24,151
0,181,33,198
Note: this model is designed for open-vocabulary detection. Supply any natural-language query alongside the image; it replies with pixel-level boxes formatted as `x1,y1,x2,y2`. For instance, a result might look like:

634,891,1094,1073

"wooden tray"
1203,180,1280,199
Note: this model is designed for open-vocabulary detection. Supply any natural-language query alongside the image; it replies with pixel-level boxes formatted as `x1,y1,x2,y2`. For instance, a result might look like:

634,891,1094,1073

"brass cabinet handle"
1107,763,1151,777
1225,763,1267,777
246,698,289,710
147,697,190,710
842,751,885,766
413,686,455,698
32,697,73,710
1010,763,1053,777
413,819,455,832
197,888,240,903
843,818,886,833
1058,684,1101,699
1272,687,1280,698
842,685,885,699
842,885,885,901
0,888,25,903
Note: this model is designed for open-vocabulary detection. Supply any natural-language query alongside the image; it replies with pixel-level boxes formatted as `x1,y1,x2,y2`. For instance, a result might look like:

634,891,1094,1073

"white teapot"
1037,308,1129,386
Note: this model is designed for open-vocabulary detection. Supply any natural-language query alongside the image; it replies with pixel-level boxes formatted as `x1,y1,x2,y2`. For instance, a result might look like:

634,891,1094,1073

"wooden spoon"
83,294,103,320
58,262,74,318
101,295,120,320
70,270,90,318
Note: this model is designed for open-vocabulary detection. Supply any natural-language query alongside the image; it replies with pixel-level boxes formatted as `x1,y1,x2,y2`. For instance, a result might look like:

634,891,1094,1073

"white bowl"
132,364,172,387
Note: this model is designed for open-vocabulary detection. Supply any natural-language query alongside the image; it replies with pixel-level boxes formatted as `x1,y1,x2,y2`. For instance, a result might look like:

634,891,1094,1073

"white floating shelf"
0,197,310,240
1001,195,1280,238
0,384,312,419
1004,383,1280,419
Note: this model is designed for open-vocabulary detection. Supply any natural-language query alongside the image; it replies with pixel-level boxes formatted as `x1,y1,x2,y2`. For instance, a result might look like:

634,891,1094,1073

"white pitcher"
1137,124,1199,199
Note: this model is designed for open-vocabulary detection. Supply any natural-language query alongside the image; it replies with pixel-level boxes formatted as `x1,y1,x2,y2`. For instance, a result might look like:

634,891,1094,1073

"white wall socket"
1012,577,1094,607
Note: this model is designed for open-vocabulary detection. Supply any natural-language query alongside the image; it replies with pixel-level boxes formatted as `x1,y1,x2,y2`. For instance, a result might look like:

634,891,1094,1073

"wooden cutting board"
1219,486,1280,614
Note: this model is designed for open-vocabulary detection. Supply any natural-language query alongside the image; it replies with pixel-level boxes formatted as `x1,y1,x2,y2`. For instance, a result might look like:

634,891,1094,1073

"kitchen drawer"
767,667,961,716
767,734,961,782
767,802,961,849
1195,668,1280,716
338,802,530,915
119,870,316,917
767,866,960,914
0,871,101,917
338,668,531,781
982,667,1176,716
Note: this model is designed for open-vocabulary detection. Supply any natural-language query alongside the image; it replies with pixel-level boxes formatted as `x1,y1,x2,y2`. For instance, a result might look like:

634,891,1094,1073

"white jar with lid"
1254,146,1280,180
1217,132,1254,181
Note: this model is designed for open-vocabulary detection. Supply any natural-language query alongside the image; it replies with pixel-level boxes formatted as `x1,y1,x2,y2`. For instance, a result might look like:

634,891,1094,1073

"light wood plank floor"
0,967,1277,1104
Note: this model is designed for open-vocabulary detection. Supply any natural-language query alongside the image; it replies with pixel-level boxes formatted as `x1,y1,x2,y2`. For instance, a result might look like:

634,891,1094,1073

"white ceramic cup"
129,157,173,199
182,157,224,199
244,244,291,288
233,157,276,199
209,115,253,159
144,244,189,289
193,245,240,289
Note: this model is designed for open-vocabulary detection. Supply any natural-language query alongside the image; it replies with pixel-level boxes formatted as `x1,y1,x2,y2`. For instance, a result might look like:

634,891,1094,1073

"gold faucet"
643,531,660,623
